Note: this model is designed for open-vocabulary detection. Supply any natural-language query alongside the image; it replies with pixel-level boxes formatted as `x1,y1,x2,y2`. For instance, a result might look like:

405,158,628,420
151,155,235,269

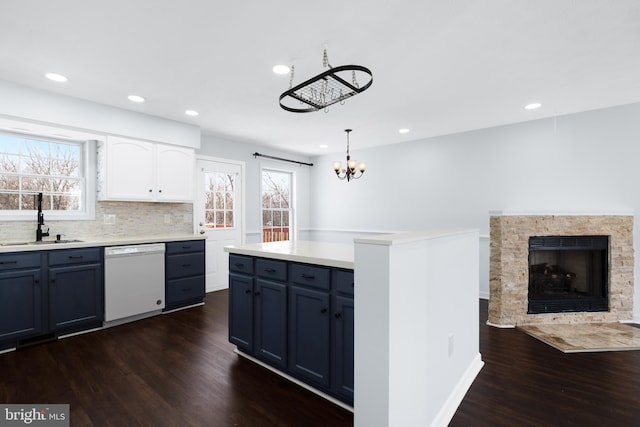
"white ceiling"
1,1,639,155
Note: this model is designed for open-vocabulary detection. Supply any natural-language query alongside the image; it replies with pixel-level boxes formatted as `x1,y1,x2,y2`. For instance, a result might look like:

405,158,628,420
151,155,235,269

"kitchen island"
224,240,355,407
227,231,483,427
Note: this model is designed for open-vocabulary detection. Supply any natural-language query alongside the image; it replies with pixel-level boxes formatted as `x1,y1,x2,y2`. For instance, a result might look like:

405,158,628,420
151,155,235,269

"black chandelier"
333,129,366,181
279,49,373,113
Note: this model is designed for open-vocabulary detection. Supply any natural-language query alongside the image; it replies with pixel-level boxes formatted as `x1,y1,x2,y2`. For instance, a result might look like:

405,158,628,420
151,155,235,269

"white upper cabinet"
97,136,194,202
155,143,195,201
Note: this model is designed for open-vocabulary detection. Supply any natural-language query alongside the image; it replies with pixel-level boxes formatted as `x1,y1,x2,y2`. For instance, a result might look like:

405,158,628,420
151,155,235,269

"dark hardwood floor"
450,300,640,427
0,291,353,426
1,292,639,426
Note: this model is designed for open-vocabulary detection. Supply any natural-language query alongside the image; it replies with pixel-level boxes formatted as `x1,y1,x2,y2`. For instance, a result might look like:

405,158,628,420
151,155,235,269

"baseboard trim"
234,349,354,413
430,353,484,427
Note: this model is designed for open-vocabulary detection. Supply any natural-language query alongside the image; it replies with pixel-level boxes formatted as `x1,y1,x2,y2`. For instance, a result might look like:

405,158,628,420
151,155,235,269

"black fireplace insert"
528,235,609,314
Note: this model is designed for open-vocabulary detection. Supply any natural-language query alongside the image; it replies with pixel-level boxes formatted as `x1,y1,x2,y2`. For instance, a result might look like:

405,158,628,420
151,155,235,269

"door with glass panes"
196,158,243,291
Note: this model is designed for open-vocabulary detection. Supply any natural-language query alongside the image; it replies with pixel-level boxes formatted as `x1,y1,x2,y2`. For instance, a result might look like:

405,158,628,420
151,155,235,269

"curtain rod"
252,152,314,167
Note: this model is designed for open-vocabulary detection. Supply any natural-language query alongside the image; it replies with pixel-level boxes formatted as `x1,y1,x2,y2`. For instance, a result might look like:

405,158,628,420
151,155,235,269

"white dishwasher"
104,243,166,324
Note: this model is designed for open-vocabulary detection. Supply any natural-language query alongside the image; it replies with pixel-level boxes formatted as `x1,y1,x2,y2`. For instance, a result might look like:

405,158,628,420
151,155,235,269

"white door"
196,158,244,292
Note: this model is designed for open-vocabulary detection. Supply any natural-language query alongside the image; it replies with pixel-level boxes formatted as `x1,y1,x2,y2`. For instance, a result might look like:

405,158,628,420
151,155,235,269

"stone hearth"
488,213,634,327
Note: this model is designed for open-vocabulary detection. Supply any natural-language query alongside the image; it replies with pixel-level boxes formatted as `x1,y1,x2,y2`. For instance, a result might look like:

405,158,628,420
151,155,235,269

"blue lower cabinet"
0,267,44,347
254,279,287,369
48,248,104,334
49,263,103,333
165,240,205,310
228,257,354,405
333,295,355,404
229,273,254,351
0,248,105,349
288,285,331,388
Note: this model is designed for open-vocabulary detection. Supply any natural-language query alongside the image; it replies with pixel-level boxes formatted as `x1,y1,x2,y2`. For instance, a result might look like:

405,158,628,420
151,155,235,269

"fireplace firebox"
528,235,608,314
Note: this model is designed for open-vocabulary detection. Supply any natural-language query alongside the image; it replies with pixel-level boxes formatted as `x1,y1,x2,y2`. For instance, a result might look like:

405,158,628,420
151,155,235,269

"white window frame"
260,166,295,242
0,128,97,221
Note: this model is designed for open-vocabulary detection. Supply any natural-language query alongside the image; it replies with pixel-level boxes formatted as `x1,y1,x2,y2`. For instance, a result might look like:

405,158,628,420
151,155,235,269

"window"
261,169,292,242
204,171,235,228
0,131,94,219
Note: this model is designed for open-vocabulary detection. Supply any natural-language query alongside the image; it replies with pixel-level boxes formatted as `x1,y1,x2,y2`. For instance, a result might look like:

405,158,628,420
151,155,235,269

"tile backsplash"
0,201,194,242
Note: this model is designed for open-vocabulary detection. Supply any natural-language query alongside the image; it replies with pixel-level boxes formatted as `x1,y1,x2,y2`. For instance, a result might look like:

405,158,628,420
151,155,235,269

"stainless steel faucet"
35,192,49,242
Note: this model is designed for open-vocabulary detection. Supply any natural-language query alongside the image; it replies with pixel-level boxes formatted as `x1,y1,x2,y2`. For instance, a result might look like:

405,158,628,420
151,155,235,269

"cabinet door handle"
182,287,192,292
254,291,261,296
320,308,328,314
149,189,153,193
301,274,315,279
264,268,276,273
335,312,342,319
182,245,191,249
182,264,192,268
245,289,252,294
69,255,83,260
51,279,56,283
234,263,245,269
0,260,17,265
158,189,162,193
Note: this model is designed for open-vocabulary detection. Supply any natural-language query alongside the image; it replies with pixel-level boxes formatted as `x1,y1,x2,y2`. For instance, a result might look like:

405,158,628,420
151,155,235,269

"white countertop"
0,234,206,253
224,240,354,269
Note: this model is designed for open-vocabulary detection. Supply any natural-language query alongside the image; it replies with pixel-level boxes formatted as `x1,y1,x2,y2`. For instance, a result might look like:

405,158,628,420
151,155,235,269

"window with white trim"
261,169,293,242
0,131,94,219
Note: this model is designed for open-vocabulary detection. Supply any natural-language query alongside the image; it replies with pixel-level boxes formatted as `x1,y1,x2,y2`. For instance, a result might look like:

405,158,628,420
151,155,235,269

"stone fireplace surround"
488,212,634,327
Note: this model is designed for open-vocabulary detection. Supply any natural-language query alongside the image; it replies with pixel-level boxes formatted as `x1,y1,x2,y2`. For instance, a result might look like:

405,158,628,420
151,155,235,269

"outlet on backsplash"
103,214,116,225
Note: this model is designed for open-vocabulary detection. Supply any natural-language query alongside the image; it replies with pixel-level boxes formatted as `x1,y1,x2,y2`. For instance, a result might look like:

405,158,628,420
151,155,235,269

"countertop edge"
225,242,354,270
0,234,206,253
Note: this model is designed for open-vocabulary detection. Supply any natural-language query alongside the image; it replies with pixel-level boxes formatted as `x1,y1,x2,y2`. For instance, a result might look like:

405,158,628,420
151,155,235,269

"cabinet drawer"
334,269,355,295
166,240,205,255
166,276,205,304
290,263,330,290
229,255,254,275
48,248,102,266
166,253,205,279
256,258,287,282
0,252,42,271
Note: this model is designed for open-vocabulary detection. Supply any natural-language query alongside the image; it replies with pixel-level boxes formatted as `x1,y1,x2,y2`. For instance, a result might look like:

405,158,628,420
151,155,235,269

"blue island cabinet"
229,255,288,369
228,253,354,406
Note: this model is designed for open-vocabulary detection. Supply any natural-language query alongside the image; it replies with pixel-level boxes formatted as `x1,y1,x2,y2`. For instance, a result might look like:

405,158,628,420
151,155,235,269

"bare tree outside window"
205,172,234,228
0,133,83,211
261,169,292,242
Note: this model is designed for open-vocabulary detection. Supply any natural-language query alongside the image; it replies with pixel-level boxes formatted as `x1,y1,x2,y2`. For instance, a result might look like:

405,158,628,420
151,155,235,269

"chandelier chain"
288,65,295,89
322,49,332,69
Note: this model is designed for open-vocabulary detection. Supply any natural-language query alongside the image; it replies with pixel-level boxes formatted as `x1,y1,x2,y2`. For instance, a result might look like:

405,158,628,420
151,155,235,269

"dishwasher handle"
105,243,166,257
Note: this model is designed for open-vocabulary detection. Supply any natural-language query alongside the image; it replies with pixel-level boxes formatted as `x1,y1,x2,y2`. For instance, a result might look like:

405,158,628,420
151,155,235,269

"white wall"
309,102,640,320
0,80,200,147
197,134,313,243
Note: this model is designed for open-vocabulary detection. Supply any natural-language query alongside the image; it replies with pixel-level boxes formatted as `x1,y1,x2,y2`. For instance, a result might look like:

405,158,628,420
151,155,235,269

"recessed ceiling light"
524,103,542,110
399,128,410,134
127,95,145,103
272,65,290,75
319,144,328,149
45,73,68,82
185,110,199,117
